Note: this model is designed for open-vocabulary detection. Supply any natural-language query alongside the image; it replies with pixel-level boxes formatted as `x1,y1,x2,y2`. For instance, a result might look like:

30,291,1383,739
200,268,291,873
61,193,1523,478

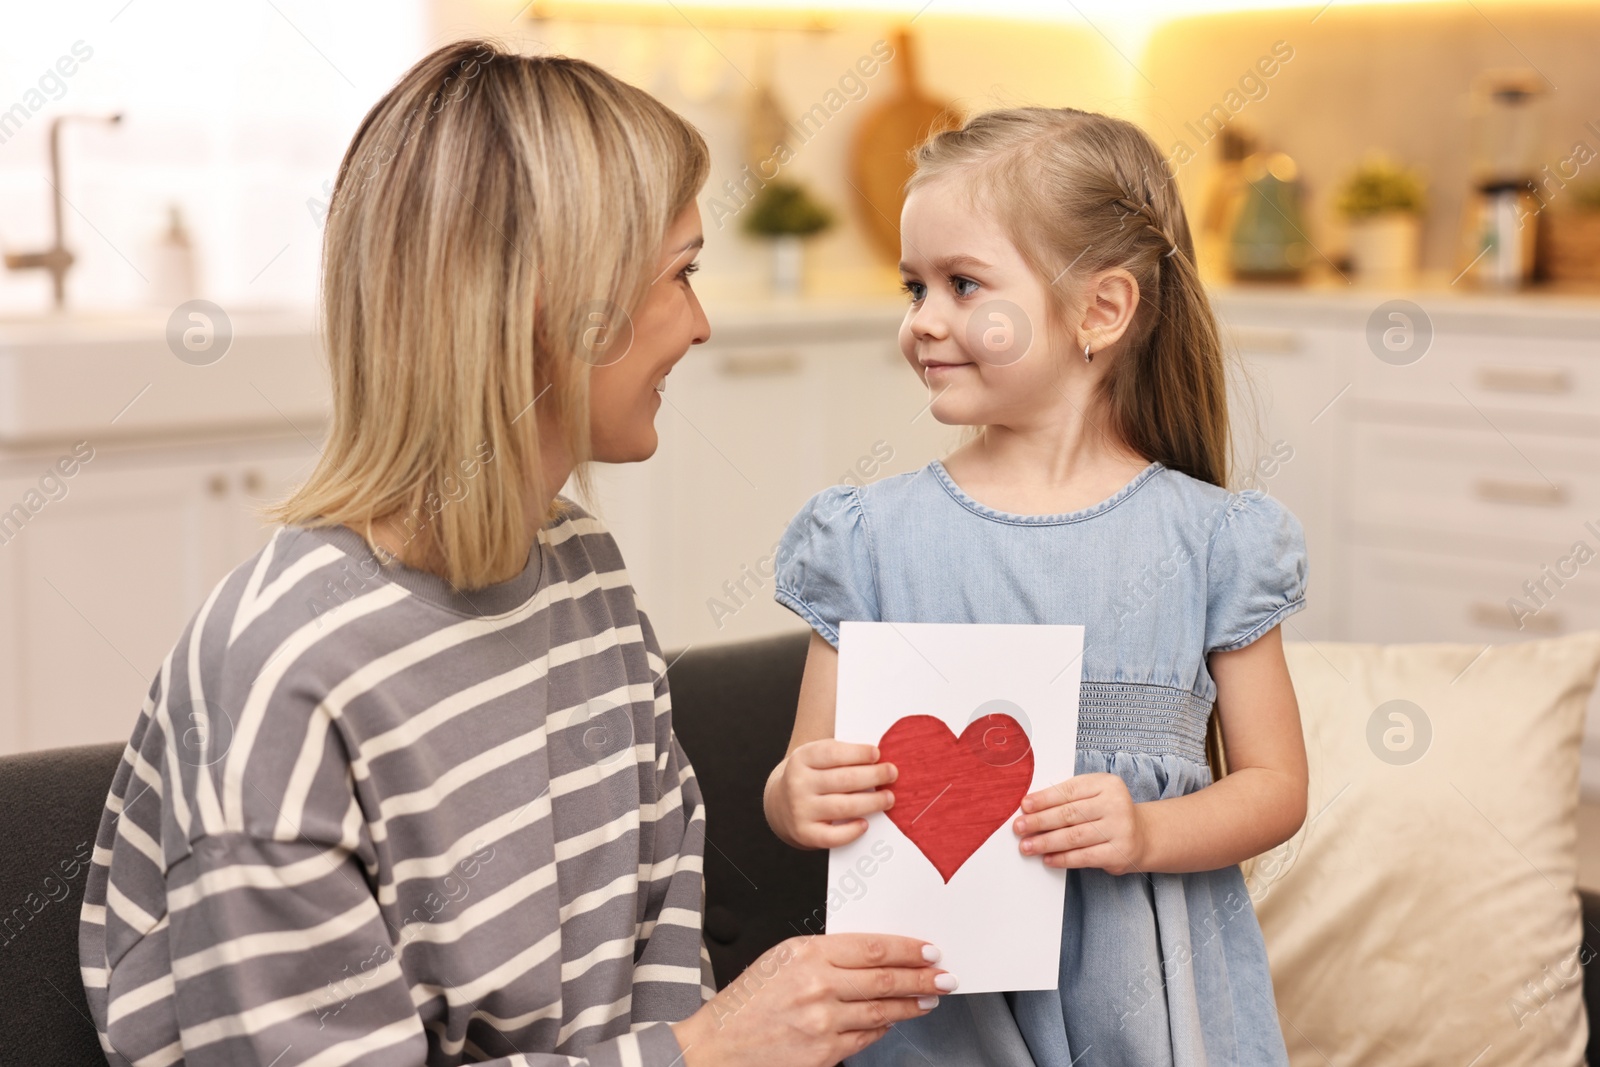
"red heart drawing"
876,713,1034,883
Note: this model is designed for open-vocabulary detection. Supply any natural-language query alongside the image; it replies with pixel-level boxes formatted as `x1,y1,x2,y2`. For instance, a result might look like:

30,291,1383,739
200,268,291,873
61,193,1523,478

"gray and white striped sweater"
78,502,714,1066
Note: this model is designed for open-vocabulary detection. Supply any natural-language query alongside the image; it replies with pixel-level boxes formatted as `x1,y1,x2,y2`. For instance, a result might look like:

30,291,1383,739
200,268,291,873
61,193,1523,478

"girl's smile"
920,358,974,379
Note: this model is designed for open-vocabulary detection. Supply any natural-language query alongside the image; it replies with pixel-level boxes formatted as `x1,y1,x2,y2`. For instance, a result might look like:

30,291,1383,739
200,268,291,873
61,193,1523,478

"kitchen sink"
0,307,329,446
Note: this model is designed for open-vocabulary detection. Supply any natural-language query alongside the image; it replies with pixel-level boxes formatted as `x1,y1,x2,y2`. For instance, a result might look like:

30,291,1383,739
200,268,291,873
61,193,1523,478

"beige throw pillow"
1244,633,1600,1066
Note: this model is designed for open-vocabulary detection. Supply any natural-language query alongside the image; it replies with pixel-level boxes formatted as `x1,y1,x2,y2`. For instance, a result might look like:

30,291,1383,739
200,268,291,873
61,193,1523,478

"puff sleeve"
772,484,880,648
1204,489,1309,655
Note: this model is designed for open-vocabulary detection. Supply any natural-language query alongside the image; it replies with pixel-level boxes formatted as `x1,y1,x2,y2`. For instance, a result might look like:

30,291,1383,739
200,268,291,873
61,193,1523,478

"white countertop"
1,282,1591,454
700,277,1600,338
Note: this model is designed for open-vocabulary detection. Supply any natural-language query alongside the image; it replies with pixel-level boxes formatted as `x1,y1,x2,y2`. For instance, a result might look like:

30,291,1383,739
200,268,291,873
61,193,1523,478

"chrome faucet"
5,112,123,309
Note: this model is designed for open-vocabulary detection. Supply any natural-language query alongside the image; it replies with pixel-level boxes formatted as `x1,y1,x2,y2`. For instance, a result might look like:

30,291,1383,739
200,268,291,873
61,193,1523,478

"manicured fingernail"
1021,840,1033,854
1021,798,1034,812
1013,817,1025,833
921,944,942,963
934,973,960,992
917,995,940,1010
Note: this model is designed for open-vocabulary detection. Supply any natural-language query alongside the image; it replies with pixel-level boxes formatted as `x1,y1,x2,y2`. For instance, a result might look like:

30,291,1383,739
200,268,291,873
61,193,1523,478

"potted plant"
1336,155,1427,287
741,181,835,298
1541,178,1600,286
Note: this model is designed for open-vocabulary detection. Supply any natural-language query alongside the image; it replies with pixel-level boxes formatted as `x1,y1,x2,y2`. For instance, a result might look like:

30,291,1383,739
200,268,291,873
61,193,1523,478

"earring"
1084,341,1094,364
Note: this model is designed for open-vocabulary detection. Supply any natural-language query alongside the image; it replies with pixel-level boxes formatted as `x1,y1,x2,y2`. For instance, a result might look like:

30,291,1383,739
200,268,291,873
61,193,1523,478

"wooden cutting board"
849,27,961,264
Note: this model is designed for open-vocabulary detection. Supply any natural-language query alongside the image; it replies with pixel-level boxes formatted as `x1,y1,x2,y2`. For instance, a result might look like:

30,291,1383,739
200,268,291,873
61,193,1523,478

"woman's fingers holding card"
690,934,940,1065
834,996,939,1034
834,965,956,1002
821,933,943,972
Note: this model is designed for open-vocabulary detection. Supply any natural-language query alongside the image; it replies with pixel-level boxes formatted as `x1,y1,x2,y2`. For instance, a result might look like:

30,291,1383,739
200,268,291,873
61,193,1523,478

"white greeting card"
824,620,1084,994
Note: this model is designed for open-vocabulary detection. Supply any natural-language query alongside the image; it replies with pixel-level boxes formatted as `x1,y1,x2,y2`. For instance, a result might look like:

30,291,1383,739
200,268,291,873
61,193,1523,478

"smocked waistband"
1075,681,1211,766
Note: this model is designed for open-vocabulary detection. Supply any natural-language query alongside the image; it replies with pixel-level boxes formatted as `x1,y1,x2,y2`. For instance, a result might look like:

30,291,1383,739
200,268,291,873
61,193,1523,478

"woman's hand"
671,933,955,1067
1011,772,1148,877
764,740,897,850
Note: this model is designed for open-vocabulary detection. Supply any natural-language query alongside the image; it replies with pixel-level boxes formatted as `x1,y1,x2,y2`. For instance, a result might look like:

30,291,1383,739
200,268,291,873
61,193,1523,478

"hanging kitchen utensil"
848,27,961,265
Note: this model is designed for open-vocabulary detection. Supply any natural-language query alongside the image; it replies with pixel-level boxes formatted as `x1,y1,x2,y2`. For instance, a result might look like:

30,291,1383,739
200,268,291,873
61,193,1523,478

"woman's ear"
1076,268,1140,352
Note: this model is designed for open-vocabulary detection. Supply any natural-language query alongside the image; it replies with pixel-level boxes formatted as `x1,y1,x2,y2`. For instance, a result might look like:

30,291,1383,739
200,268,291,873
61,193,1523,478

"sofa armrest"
665,631,824,988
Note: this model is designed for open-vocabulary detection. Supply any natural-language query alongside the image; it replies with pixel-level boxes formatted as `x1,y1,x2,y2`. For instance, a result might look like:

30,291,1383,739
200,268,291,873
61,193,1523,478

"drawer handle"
716,352,802,377
1470,601,1562,634
1476,366,1572,394
1226,327,1303,355
1473,478,1567,507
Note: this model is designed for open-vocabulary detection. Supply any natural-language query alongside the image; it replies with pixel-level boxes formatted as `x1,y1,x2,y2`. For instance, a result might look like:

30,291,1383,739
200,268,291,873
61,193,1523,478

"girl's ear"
1076,268,1140,352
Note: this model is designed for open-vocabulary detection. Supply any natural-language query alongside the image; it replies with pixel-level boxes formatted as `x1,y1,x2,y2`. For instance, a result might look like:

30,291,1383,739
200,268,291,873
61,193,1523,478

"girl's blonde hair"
270,39,709,589
908,107,1236,781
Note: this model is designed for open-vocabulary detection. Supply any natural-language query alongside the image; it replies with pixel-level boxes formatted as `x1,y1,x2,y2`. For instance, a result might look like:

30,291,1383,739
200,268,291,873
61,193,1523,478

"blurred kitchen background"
3,0,1600,866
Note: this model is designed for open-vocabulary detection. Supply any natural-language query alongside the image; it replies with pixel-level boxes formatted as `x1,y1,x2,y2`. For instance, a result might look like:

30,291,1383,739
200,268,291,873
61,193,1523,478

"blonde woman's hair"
269,39,709,589
907,107,1236,782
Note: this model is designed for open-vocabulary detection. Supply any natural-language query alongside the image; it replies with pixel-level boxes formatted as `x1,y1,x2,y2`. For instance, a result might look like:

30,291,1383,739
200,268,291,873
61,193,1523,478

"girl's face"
897,177,1078,430
587,201,711,462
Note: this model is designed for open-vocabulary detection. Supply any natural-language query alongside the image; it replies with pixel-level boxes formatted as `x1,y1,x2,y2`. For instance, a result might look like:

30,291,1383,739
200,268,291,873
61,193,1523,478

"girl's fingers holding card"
1021,775,1096,813
818,762,896,794
1018,829,1067,856
814,790,893,821
800,740,880,769
1044,841,1138,874
1013,796,1094,835
802,818,873,849
1019,821,1103,857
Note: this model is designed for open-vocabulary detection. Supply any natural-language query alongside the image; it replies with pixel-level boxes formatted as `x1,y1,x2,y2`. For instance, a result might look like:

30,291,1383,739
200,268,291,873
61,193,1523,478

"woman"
78,39,946,1067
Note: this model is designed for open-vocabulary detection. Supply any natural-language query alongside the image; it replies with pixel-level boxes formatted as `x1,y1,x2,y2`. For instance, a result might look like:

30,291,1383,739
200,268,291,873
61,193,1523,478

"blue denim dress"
772,459,1306,1067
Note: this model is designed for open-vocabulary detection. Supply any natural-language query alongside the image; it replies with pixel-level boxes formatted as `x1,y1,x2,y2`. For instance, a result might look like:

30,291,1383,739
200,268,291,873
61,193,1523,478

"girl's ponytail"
1100,186,1231,491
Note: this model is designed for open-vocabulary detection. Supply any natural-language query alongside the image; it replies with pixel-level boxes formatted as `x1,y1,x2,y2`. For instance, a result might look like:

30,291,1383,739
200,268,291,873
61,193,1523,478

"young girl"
764,107,1309,1066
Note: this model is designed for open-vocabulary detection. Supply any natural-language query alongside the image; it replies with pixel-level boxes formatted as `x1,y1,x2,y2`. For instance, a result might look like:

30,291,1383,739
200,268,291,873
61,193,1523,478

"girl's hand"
765,740,897,850
1011,772,1148,876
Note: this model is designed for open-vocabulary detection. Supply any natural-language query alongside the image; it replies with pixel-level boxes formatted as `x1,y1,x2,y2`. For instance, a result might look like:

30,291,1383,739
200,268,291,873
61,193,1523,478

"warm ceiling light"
522,0,1541,25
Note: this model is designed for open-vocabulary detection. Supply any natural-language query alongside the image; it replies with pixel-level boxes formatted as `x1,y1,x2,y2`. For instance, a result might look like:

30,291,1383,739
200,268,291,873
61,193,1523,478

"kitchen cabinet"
1219,320,1351,642
1215,286,1600,794
0,435,319,752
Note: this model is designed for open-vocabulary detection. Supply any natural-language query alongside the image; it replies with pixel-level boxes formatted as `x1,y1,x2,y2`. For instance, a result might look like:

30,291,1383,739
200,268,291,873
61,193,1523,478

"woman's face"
587,201,711,462
897,177,1077,431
